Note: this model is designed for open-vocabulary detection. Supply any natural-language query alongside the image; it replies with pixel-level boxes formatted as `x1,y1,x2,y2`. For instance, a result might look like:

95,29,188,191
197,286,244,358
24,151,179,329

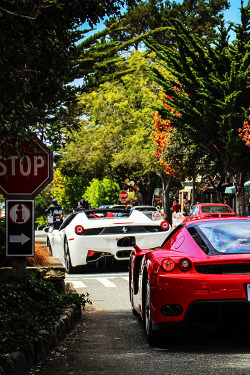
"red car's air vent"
195,263,250,274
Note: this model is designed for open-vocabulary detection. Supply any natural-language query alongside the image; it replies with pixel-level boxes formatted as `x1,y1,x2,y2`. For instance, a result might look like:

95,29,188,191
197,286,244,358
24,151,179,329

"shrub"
27,242,50,266
0,275,90,373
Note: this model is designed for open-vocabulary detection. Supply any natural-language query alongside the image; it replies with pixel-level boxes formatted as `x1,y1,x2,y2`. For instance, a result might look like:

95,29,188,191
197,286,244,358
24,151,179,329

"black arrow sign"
6,200,34,256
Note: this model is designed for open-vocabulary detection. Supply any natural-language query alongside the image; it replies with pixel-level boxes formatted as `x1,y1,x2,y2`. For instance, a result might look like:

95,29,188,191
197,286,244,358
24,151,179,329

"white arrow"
9,233,30,245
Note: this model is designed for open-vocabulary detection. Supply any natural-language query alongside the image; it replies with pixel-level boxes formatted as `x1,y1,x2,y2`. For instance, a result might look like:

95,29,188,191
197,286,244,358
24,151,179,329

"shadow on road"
74,260,129,274
36,309,250,375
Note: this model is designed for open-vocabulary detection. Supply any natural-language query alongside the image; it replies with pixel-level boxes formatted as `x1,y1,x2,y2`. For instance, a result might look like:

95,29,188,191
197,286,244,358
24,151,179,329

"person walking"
172,199,181,213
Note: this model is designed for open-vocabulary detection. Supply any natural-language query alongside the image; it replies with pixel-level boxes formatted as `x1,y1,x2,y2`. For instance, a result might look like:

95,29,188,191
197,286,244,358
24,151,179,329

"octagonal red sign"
119,191,128,200
0,137,53,197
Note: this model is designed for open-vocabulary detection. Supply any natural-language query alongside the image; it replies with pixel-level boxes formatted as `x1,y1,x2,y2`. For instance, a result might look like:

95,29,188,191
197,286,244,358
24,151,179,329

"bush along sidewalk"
0,276,91,375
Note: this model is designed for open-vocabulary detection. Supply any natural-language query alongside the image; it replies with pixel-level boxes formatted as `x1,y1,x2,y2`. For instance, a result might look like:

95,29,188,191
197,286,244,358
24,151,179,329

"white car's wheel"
144,278,157,345
46,237,53,256
64,238,75,274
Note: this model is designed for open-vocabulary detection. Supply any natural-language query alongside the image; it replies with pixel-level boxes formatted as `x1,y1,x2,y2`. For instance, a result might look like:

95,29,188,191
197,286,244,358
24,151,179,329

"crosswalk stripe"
96,277,117,287
66,275,129,288
69,281,87,288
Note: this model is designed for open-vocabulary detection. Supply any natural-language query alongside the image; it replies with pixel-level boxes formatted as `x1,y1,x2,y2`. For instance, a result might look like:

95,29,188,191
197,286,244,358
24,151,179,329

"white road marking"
68,281,87,288
96,277,117,287
66,274,129,288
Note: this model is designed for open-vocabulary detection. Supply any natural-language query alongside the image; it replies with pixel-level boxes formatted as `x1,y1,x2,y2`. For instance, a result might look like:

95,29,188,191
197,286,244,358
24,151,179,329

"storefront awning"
225,180,250,194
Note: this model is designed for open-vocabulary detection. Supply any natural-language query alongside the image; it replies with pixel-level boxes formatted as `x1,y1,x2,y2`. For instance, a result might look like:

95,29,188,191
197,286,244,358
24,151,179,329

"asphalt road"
28,266,250,375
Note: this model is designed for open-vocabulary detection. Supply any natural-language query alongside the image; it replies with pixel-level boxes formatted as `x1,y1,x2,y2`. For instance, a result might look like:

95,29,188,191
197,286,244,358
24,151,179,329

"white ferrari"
46,208,171,273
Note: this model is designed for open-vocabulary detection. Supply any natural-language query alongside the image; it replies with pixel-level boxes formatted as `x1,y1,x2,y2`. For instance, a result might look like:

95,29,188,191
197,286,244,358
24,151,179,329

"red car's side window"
187,226,210,254
161,224,184,249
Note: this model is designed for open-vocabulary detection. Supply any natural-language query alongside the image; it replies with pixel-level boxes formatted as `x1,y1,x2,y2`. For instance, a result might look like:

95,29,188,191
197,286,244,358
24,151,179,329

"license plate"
247,284,250,301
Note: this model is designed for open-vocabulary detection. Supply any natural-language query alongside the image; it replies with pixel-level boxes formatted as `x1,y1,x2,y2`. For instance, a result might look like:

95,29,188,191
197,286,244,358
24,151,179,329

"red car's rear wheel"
144,278,157,345
130,275,138,316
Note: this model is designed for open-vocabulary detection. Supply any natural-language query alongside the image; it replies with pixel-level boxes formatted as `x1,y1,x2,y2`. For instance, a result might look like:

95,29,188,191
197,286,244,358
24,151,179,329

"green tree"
105,0,229,48
35,184,53,225
74,0,230,91
50,168,87,213
83,178,120,207
146,4,250,215
0,0,137,146
59,51,171,207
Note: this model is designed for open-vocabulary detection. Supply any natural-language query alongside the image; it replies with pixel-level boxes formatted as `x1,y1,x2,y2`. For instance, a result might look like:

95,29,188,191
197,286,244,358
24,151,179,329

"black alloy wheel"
46,237,53,256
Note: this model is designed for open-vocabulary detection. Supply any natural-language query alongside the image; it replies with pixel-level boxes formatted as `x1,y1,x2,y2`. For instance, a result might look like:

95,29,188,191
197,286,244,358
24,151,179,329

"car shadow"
76,259,129,274
145,320,250,353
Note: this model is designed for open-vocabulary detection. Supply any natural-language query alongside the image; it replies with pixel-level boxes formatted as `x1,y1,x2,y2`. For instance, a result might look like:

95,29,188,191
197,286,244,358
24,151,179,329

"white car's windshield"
201,205,232,213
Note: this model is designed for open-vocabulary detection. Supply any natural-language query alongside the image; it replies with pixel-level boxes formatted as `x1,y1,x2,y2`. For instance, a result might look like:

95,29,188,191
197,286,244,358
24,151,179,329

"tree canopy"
0,0,137,147
105,0,230,48
145,3,250,214
3,0,247,219
83,178,120,207
57,51,170,207
50,1,244,216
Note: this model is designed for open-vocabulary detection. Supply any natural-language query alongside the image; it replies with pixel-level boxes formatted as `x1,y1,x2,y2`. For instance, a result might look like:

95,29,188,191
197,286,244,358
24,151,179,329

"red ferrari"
117,217,250,344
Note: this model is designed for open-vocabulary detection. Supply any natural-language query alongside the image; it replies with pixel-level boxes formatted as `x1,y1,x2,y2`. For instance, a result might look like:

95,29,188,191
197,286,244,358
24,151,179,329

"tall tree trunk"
234,171,245,216
144,183,155,205
157,171,174,223
192,175,196,206
138,181,156,205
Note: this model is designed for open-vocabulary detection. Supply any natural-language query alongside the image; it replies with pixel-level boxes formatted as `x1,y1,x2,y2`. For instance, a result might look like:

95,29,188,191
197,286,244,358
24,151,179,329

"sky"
224,0,247,23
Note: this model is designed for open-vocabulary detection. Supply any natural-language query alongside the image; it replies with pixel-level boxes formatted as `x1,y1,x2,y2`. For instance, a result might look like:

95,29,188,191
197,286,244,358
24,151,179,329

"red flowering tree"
151,111,181,220
152,111,184,178
152,108,213,208
239,110,250,147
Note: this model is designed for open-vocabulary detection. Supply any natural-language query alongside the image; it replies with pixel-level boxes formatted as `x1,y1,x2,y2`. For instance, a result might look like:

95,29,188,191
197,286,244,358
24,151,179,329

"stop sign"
0,137,53,197
119,191,128,201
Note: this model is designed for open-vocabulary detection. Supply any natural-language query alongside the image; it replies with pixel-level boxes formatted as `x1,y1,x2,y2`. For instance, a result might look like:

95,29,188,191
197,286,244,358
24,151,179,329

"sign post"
0,136,53,278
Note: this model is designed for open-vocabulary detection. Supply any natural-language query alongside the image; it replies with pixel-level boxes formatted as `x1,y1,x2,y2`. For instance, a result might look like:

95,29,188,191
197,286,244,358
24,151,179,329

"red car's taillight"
162,257,192,272
160,220,170,231
178,257,192,272
75,225,84,235
162,258,175,272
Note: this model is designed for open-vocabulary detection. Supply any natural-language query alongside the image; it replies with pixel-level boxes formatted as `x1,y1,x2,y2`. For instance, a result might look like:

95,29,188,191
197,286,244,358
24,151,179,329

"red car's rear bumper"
150,273,250,326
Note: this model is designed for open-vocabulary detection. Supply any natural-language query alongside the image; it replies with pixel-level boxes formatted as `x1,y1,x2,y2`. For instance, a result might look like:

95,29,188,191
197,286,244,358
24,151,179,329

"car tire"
64,238,75,274
46,237,53,256
144,277,157,345
129,273,138,316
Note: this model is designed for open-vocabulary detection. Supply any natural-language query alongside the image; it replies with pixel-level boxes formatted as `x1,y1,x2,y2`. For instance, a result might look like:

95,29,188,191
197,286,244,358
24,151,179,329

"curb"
0,304,82,375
